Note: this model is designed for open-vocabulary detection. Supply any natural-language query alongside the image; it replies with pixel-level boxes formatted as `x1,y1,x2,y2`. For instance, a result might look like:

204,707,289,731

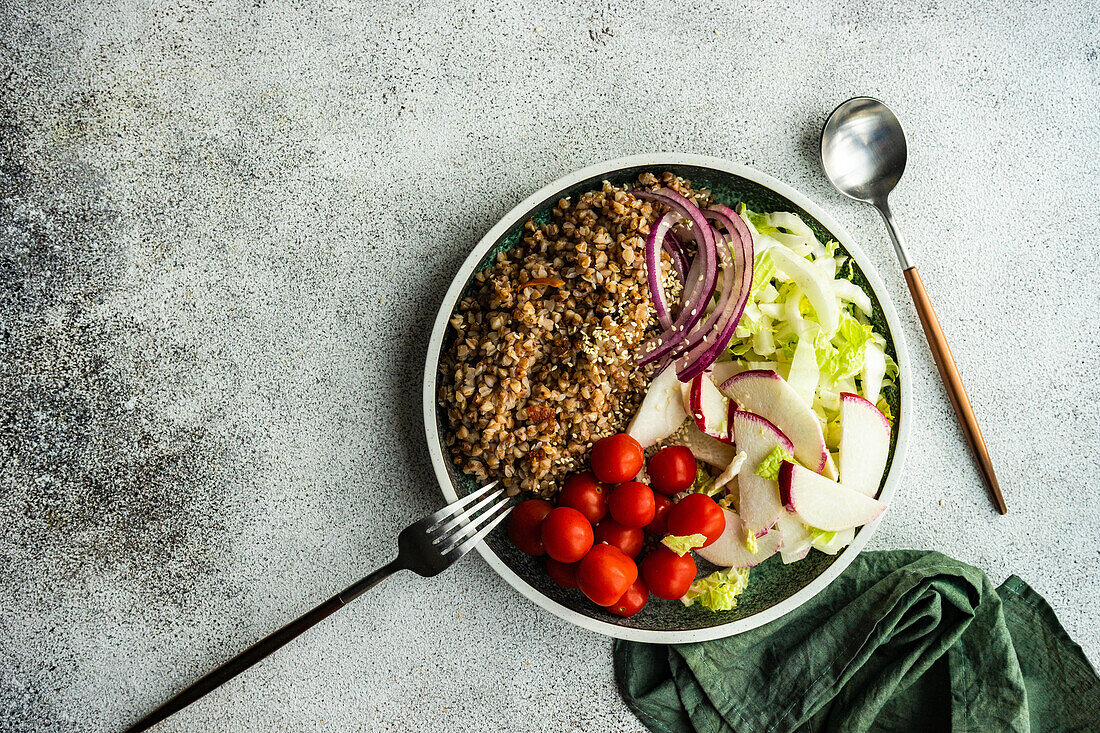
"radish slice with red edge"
688,373,733,444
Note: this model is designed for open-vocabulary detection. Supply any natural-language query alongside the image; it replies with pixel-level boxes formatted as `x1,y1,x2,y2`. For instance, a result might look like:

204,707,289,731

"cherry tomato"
647,445,697,495
589,433,644,484
593,518,644,558
644,493,673,537
667,493,726,547
557,472,608,524
540,507,595,563
545,558,579,589
608,481,655,528
641,547,697,600
608,577,649,618
577,544,638,606
507,499,553,556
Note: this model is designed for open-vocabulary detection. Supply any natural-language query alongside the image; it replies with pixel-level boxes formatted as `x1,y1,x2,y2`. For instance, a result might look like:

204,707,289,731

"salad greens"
623,203,897,615
755,445,795,481
691,463,719,496
807,526,837,546
662,534,707,556
677,206,896,609
729,206,897,454
680,567,751,612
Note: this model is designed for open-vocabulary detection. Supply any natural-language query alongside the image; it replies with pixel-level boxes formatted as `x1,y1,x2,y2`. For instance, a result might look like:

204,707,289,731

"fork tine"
431,486,504,538
422,481,499,527
442,499,514,556
440,493,512,550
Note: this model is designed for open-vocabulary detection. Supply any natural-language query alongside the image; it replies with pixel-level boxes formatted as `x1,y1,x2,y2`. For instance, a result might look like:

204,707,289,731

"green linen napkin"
615,551,1100,732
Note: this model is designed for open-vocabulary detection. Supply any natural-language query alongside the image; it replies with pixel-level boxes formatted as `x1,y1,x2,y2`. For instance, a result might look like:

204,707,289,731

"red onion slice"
673,223,737,378
633,189,719,368
675,206,754,380
663,231,687,281
645,212,680,330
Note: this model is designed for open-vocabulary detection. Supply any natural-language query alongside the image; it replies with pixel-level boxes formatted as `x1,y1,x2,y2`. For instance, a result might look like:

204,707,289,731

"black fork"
125,482,510,731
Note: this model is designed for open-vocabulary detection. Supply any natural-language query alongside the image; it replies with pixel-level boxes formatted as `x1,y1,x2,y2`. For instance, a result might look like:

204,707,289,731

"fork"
125,482,511,732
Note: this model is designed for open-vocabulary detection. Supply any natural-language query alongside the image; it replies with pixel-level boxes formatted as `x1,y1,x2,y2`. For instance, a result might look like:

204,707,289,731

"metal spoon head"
820,97,907,205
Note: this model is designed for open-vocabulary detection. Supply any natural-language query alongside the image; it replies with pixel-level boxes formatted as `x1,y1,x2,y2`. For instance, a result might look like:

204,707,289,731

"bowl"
423,154,911,643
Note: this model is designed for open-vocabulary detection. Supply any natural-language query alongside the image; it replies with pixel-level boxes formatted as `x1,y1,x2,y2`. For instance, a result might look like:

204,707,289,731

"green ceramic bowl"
423,154,911,643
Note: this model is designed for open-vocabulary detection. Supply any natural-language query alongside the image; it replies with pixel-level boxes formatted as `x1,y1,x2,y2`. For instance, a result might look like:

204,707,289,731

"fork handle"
125,560,401,732
903,267,1007,514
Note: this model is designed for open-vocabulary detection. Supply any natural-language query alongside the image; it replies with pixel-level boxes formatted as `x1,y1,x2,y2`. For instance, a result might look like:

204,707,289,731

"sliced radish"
695,507,782,567
838,392,891,497
778,462,886,531
627,366,689,449
709,360,743,388
688,373,731,443
725,399,737,443
680,423,738,469
774,512,812,564
720,370,833,478
732,410,793,537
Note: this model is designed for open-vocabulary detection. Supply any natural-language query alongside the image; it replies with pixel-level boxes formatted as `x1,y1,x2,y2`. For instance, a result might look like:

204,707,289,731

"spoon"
820,97,1007,515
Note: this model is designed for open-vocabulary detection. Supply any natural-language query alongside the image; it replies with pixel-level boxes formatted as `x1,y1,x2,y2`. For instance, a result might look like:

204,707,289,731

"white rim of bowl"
422,153,912,643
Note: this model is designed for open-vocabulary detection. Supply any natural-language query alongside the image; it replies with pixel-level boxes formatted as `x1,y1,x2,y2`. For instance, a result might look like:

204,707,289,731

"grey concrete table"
2,1,1097,730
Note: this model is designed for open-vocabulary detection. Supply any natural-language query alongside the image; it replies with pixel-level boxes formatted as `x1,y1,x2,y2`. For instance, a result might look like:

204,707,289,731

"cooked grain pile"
439,173,711,496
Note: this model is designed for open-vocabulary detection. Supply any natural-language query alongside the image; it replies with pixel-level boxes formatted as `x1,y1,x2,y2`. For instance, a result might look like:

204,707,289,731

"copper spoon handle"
903,266,1008,514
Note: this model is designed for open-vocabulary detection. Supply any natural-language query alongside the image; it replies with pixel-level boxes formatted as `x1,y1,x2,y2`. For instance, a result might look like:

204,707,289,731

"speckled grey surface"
1,1,1097,731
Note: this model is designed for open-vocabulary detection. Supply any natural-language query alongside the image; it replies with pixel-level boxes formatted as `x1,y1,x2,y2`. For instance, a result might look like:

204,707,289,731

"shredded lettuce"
761,210,814,237
810,527,855,555
680,567,751,611
755,446,795,481
736,250,777,339
861,340,887,404
752,316,776,356
767,245,840,335
783,283,808,337
746,210,821,258
833,278,873,316
786,328,819,406
713,450,747,491
662,533,707,556
757,283,779,304
815,314,874,383
749,249,776,300
692,463,719,496
876,396,894,424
